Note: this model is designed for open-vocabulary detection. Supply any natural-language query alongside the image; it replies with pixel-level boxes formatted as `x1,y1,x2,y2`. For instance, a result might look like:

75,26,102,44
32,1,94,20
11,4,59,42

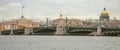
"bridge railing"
65,26,97,33
33,26,56,33
102,27,120,32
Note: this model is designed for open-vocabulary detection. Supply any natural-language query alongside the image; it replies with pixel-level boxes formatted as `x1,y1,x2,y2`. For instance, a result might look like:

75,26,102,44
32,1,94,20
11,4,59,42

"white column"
16,24,17,29
10,24,14,35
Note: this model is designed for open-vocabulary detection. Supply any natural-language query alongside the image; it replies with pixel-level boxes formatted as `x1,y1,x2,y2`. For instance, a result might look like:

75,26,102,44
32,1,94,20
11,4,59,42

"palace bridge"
0,26,120,36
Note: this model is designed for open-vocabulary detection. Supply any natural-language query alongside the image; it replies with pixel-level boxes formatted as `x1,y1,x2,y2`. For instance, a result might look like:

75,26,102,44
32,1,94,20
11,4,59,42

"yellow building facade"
0,16,40,31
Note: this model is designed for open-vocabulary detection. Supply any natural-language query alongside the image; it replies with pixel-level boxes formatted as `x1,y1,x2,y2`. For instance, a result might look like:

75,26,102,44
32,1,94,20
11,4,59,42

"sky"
0,0,120,22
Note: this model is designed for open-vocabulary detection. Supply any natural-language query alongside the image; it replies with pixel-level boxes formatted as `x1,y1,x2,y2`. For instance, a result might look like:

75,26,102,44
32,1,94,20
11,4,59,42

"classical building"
86,8,110,26
0,15,40,31
100,8,109,21
50,9,86,26
99,8,120,26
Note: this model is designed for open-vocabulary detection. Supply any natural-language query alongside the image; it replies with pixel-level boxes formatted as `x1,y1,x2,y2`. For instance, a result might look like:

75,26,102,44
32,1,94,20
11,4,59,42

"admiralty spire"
59,8,63,18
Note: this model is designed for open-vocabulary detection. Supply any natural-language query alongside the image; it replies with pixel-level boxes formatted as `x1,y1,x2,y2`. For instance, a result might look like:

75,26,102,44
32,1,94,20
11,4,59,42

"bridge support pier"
24,28,32,35
10,29,14,35
25,28,33,35
55,26,66,35
30,28,33,35
118,35,120,37
96,26,103,36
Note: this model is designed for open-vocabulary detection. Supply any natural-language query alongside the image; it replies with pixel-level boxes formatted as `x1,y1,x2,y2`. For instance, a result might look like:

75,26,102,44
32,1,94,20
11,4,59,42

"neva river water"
0,36,120,50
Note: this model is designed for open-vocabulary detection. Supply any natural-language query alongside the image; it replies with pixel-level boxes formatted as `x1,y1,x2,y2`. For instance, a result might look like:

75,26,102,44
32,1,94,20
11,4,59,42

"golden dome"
101,8,108,14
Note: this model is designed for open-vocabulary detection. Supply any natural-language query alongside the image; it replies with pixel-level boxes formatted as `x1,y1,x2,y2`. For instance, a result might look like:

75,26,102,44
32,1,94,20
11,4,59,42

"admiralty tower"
100,8,109,21
50,8,86,26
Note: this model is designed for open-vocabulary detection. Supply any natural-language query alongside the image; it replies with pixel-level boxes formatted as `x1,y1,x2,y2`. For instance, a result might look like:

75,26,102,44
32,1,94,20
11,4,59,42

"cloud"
0,2,22,12
5,3,22,7
0,0,120,22
0,7,4,11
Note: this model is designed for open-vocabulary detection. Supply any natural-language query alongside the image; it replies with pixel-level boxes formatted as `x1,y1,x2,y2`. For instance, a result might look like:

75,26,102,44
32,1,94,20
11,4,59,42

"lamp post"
65,17,68,35
46,17,48,27
2,16,5,31
66,17,68,27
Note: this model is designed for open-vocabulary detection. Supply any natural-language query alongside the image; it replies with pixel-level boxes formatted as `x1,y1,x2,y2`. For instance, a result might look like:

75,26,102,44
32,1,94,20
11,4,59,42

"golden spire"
60,8,63,18
101,7,108,15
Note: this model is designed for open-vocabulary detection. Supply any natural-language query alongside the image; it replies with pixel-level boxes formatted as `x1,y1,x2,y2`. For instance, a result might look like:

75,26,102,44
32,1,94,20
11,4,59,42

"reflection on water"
0,35,120,50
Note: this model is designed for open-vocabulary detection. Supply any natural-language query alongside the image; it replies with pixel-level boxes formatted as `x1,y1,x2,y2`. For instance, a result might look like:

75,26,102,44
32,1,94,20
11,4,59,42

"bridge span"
0,26,120,36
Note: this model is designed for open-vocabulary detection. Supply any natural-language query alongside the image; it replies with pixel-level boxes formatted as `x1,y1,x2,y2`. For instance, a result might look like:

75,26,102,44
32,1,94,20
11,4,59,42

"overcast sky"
0,0,120,22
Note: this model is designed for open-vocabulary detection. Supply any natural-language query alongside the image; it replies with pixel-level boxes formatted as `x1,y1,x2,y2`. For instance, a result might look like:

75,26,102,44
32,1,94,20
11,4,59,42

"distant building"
51,18,86,26
86,19,100,26
0,15,40,31
100,8,109,21
50,9,87,26
101,20,120,26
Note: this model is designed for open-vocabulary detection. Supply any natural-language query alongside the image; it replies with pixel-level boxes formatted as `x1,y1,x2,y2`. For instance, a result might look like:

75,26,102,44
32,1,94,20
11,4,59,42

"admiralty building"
0,15,40,31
